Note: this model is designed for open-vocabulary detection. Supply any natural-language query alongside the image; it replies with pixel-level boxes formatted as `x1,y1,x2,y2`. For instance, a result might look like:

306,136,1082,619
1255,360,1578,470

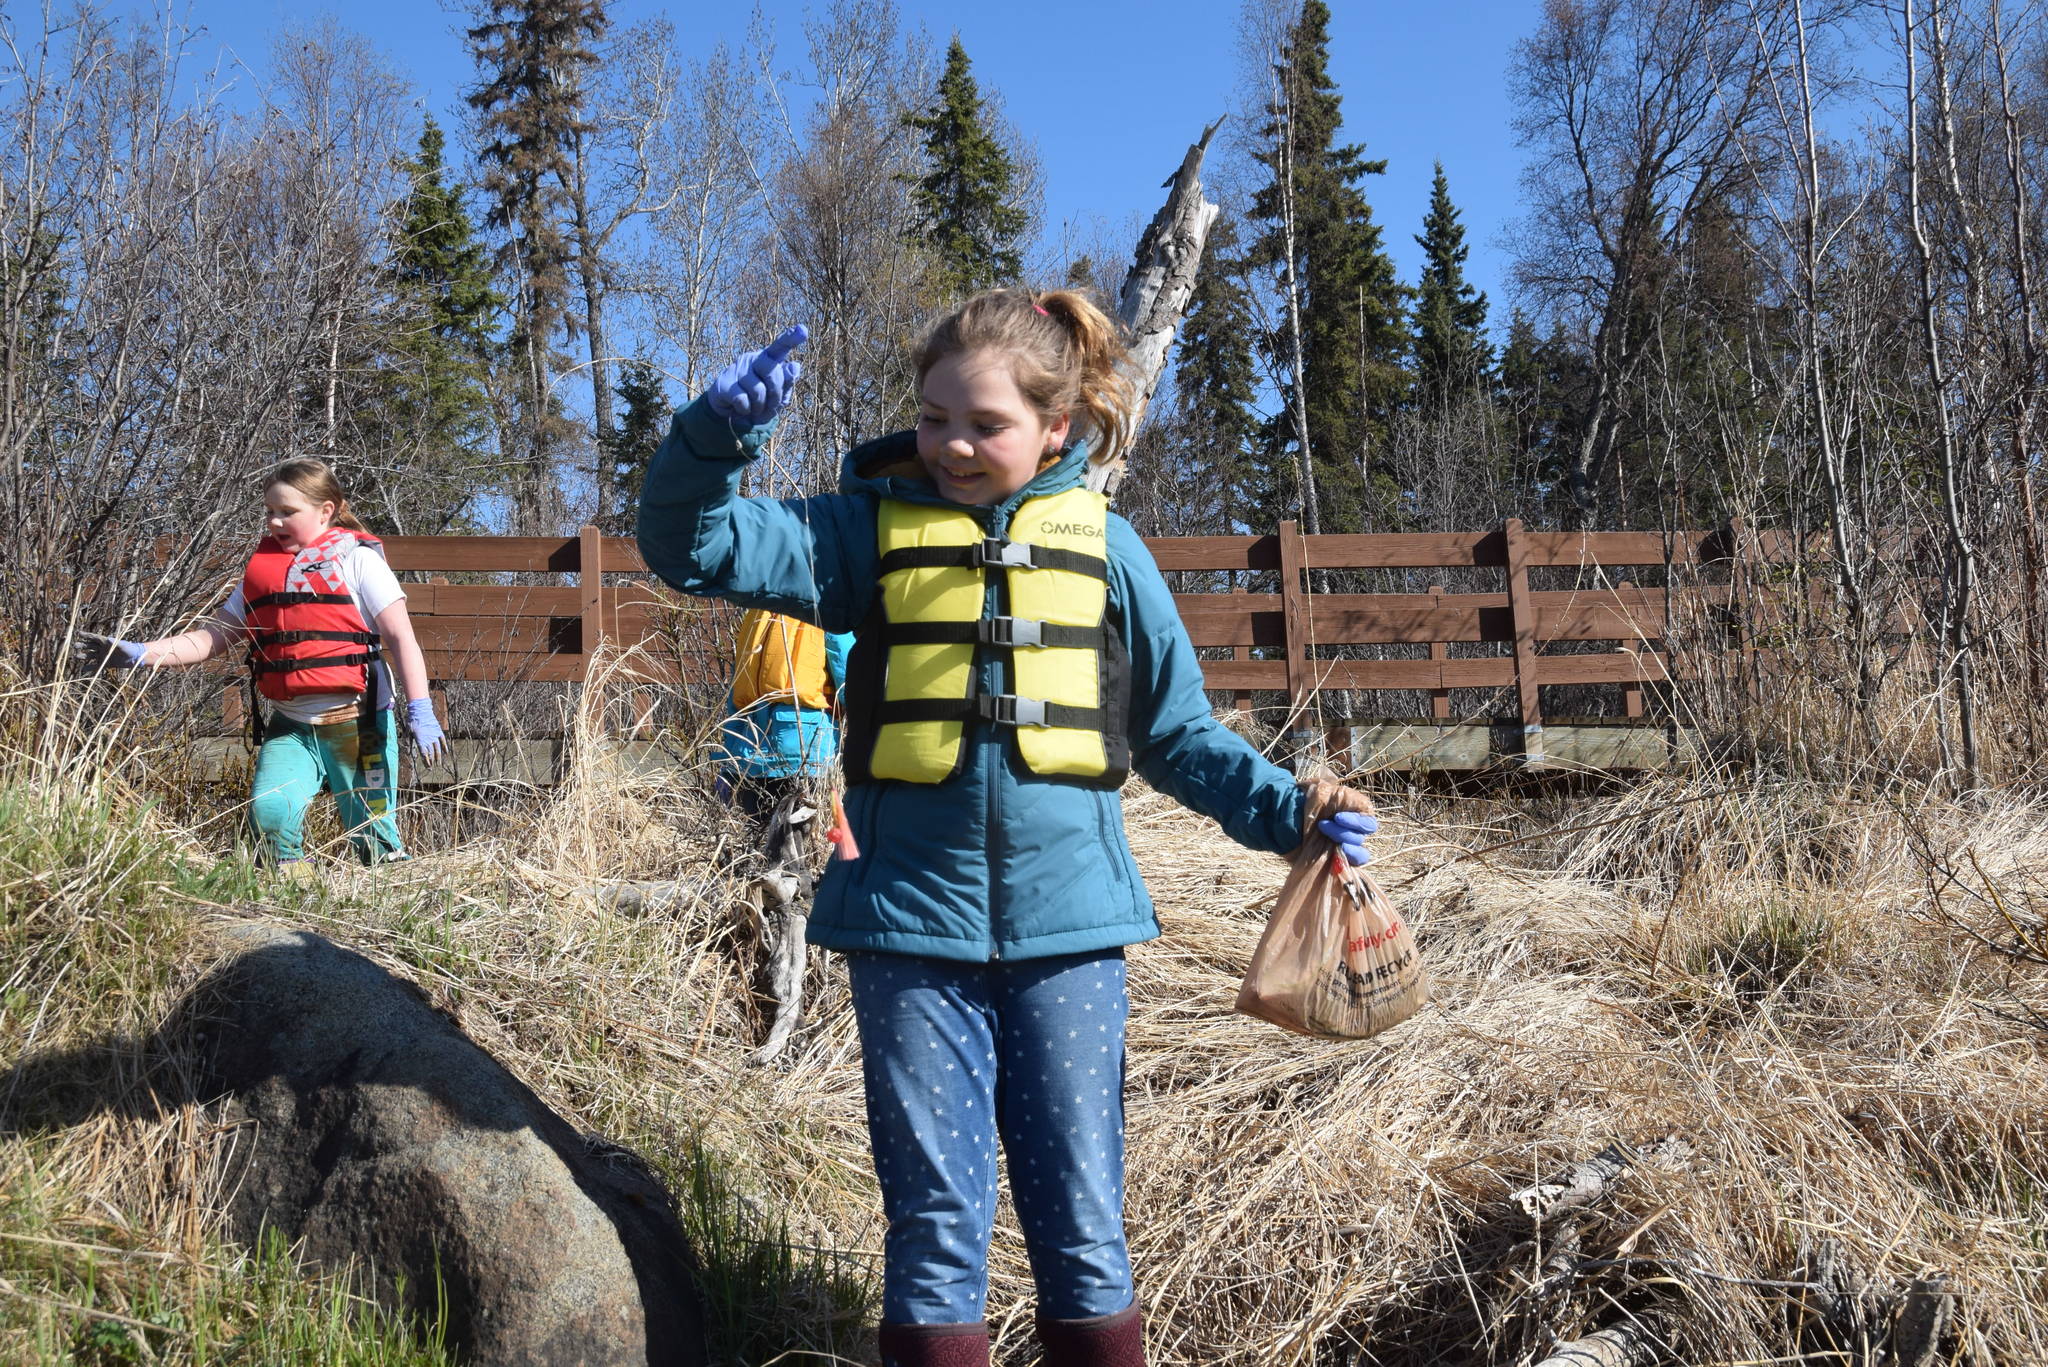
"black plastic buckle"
973,538,1035,569
980,616,1045,648
979,693,1050,727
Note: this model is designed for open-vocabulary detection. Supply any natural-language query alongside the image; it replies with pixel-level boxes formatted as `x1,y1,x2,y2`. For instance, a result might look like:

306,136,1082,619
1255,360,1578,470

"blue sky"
192,0,1540,328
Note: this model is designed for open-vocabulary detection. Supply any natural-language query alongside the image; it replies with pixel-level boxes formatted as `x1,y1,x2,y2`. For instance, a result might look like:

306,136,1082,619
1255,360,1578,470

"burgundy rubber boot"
877,1321,991,1367
1034,1303,1145,1366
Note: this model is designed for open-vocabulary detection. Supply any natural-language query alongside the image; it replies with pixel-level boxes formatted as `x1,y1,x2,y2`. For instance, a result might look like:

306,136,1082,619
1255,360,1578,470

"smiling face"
915,349,1072,506
264,481,337,552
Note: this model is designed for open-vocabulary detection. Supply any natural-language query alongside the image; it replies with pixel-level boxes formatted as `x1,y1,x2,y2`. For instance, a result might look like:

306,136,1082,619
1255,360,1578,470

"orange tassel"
826,793,860,861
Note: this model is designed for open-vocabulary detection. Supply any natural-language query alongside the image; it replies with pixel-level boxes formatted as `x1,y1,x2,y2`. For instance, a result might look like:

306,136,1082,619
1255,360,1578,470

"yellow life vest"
730,608,832,711
848,488,1130,787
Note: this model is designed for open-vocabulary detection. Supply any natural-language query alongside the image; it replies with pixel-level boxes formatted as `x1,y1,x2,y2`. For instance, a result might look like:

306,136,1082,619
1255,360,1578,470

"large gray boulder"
178,919,706,1367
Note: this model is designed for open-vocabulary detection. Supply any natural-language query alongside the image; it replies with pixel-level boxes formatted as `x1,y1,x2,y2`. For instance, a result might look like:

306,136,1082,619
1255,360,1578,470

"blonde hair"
265,457,368,533
915,288,1136,467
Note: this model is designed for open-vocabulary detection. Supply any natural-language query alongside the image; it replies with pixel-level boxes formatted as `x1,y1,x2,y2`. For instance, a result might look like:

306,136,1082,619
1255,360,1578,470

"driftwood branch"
576,878,717,915
1512,1136,1694,1222
749,873,811,1065
1788,1235,1962,1364
1531,1321,1664,1367
1088,117,1224,498
1793,1235,1869,1347
746,801,817,1066
1892,1276,1954,1367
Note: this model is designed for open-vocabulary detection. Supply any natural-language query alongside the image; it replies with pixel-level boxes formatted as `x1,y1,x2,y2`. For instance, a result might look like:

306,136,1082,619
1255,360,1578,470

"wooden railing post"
1503,517,1545,764
222,684,243,735
1619,579,1645,719
579,525,606,664
1277,519,1314,759
1230,581,1253,713
1428,582,1450,723
1726,515,1759,701
428,576,450,727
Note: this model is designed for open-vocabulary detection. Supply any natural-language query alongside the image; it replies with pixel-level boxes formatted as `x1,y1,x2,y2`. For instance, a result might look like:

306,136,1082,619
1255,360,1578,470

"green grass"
670,1138,875,1366
0,1166,453,1367
0,776,453,1367
0,783,187,928
3,770,878,1366
1688,898,1836,1004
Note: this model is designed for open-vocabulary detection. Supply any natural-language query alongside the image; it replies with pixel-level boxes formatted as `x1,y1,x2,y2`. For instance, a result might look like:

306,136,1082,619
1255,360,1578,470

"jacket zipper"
984,500,1010,960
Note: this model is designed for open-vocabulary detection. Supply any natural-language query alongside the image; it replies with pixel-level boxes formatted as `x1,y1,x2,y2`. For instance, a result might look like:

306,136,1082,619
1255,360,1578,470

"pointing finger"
760,325,809,363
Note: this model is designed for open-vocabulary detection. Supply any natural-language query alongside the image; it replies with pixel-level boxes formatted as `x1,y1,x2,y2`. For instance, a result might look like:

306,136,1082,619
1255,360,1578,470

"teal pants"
248,712,406,865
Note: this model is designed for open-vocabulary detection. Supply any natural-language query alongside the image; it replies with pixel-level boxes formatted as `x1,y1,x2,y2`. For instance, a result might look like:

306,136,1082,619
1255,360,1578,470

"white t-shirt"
218,543,407,724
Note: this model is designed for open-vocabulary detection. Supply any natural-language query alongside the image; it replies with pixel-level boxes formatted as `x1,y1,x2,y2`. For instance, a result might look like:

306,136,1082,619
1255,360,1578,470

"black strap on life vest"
245,656,390,753
358,659,388,758
247,672,266,748
874,692,1109,731
248,649,382,676
840,601,888,785
250,629,381,647
881,618,1100,650
247,591,357,610
877,540,1109,581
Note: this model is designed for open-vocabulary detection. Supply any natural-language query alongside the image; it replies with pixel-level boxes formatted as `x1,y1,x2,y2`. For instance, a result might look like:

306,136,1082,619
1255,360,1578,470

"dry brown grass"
7,653,2047,1364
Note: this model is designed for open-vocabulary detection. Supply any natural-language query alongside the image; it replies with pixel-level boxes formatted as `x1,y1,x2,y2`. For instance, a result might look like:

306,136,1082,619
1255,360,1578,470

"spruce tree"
361,116,504,531
599,359,666,535
1171,217,1262,533
1411,162,1490,409
904,37,1029,297
1496,309,1590,517
1247,0,1407,533
465,0,605,532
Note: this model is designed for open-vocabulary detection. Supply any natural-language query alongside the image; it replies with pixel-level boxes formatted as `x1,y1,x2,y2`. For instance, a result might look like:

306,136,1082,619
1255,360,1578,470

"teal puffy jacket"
637,396,1309,963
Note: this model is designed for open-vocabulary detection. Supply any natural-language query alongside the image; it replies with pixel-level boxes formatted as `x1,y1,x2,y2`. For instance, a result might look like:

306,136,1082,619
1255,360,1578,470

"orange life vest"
730,608,832,711
241,529,385,701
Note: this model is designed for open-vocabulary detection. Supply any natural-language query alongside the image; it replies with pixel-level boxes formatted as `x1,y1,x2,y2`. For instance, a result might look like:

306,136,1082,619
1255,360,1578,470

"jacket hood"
839,429,1095,519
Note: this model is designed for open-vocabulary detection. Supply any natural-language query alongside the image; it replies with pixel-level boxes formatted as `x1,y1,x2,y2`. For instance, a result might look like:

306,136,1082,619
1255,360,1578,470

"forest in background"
7,0,2048,786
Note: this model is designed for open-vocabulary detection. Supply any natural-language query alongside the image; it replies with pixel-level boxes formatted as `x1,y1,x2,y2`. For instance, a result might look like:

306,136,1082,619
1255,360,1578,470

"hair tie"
1032,300,1048,316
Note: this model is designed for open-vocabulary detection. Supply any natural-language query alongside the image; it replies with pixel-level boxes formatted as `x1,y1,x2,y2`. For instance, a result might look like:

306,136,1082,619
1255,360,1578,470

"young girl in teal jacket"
638,290,1374,1367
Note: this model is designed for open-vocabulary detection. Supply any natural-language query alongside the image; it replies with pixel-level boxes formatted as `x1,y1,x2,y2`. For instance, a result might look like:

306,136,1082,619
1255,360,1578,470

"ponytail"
265,457,369,533
1036,289,1135,466
915,288,1136,467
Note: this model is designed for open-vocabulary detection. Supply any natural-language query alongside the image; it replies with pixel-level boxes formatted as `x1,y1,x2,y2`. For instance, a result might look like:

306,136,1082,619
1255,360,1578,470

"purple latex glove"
1317,809,1379,866
75,633,146,670
406,697,447,765
707,325,808,424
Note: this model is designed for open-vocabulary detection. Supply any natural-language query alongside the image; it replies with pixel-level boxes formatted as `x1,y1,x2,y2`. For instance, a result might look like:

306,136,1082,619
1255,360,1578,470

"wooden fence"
1156,517,1796,763
200,516,1841,771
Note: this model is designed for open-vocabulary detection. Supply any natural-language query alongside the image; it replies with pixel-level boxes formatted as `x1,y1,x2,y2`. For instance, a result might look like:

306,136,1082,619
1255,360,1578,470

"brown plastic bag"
1236,782,1429,1040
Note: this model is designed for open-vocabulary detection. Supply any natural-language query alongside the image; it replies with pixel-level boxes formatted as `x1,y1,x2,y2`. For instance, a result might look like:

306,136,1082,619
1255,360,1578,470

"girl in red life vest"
79,459,446,871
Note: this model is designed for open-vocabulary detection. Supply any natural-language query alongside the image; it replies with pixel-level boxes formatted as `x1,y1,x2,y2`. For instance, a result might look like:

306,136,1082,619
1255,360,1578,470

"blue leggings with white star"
846,949,1134,1325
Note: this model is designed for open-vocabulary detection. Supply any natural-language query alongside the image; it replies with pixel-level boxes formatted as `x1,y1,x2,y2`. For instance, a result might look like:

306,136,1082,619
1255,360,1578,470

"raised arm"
636,329,877,632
